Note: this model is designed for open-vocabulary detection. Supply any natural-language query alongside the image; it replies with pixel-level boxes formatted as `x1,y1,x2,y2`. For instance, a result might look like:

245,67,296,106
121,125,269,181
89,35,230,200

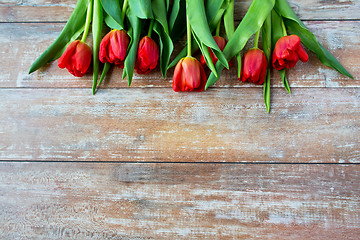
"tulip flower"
200,36,227,67
173,57,207,92
135,36,159,74
272,35,309,70
99,29,130,68
58,40,92,77
240,48,267,85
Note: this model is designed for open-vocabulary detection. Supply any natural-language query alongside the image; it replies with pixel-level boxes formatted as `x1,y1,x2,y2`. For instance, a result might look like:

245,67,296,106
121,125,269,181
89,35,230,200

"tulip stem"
281,18,287,36
215,19,221,36
187,15,192,57
147,19,154,37
81,0,93,42
121,0,129,22
254,29,260,48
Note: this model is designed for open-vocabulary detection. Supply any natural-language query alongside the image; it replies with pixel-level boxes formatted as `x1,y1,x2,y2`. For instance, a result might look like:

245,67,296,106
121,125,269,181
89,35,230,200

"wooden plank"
1,88,359,162
0,162,359,239
1,0,360,22
1,21,359,88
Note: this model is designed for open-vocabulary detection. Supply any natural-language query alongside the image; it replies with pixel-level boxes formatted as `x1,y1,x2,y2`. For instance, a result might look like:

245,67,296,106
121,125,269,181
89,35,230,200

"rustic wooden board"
0,162,359,239
1,0,360,22
1,88,359,162
1,21,359,88
1,0,359,238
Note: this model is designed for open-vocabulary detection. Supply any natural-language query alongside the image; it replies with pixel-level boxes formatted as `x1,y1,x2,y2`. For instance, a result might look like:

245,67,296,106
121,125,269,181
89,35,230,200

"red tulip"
240,48,267,85
99,29,130,68
200,36,227,67
272,35,309,70
135,36,159,74
58,40,92,77
173,57,207,92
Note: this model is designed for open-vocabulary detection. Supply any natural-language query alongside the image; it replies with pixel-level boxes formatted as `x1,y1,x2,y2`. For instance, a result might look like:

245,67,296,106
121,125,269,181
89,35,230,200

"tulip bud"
173,57,207,92
99,29,130,68
58,40,92,77
240,48,267,85
135,36,160,74
200,36,227,68
272,35,309,70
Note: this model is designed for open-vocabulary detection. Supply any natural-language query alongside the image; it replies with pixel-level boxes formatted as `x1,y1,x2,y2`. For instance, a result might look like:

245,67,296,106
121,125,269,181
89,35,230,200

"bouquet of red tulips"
29,0,353,112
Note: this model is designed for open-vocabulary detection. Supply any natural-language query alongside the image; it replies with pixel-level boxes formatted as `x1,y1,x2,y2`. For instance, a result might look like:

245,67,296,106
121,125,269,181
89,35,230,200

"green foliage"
101,0,124,29
206,0,275,89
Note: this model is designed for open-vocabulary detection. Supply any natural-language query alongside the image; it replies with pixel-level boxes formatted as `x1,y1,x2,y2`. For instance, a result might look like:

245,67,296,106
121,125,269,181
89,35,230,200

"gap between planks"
0,160,359,165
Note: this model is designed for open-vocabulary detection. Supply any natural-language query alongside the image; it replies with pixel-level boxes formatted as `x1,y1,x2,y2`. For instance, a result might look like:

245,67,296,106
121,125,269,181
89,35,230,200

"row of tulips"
29,0,352,112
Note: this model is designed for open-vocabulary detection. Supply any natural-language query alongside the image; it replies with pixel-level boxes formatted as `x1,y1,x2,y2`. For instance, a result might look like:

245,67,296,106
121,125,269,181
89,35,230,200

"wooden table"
1,0,359,239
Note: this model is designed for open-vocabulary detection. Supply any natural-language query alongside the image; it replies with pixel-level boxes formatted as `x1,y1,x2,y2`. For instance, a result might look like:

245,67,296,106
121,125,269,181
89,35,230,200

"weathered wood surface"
1,0,360,238
1,0,360,22
0,163,359,239
1,88,359,162
1,21,359,88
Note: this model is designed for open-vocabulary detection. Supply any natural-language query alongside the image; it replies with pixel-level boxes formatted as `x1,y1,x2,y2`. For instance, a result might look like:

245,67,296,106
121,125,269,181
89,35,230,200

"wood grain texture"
0,162,359,239
1,0,360,22
1,21,359,88
1,88,359,162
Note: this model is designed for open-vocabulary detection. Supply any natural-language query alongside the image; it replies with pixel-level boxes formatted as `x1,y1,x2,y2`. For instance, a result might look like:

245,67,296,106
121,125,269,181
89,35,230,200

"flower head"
240,48,267,85
99,29,130,68
58,40,92,77
173,57,207,92
135,36,159,74
272,35,309,70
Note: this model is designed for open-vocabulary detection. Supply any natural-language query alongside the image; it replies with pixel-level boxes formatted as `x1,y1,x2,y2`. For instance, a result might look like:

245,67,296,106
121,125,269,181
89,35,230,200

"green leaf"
29,0,90,74
271,9,284,49
169,0,181,31
124,9,142,86
169,0,186,42
274,0,353,79
223,0,234,39
122,26,133,80
205,0,275,89
223,0,241,78
205,0,227,30
129,0,153,19
97,62,112,87
262,12,272,113
166,0,170,11
187,0,228,70
152,0,169,32
154,21,174,78
205,0,225,23
104,14,123,30
92,0,104,94
101,0,124,29
193,32,218,77
151,0,173,77
263,70,271,113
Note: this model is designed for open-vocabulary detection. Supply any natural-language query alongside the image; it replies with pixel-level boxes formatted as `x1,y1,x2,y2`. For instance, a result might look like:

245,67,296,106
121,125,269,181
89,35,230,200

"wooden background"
0,0,359,239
